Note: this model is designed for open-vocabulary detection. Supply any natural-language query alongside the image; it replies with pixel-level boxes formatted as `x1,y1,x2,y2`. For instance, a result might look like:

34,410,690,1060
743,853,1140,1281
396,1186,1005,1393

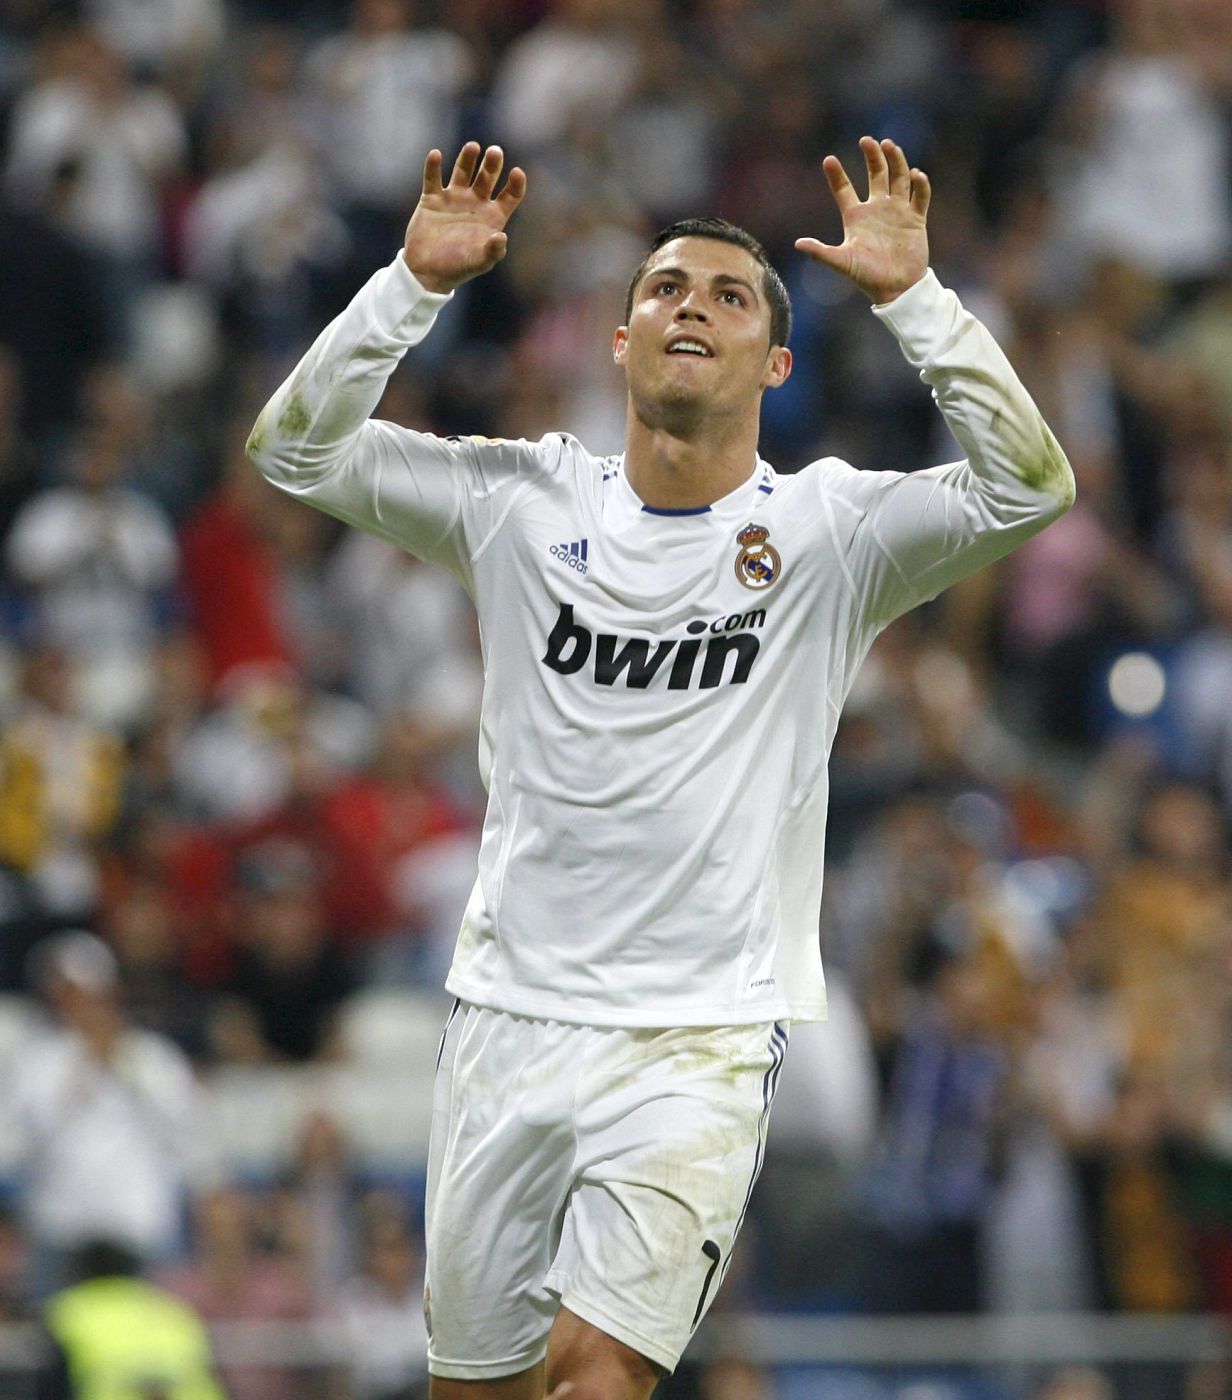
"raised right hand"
404,142,527,295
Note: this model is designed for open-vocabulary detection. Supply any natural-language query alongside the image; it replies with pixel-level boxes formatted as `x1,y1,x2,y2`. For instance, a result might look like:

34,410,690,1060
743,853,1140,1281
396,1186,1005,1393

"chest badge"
734,523,782,591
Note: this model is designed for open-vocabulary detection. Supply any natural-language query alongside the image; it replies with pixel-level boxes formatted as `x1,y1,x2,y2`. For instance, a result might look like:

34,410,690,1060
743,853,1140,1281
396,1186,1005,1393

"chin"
632,384,708,435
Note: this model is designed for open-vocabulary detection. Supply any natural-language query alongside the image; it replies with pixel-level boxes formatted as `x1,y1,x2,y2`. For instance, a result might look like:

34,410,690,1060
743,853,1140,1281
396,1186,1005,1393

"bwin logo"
550,539,588,574
541,603,763,690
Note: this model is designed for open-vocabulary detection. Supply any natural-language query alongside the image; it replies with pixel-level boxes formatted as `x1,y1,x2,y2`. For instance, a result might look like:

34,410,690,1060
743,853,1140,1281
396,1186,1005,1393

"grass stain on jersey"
278,392,312,438
1018,425,1075,504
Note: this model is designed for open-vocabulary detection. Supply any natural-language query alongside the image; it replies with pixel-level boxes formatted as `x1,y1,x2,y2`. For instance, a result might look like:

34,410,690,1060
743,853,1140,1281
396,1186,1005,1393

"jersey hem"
443,975,828,1028
427,1343,548,1381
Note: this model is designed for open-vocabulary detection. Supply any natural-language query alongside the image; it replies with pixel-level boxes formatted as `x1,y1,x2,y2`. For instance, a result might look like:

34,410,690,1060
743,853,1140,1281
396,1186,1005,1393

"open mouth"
666,338,714,358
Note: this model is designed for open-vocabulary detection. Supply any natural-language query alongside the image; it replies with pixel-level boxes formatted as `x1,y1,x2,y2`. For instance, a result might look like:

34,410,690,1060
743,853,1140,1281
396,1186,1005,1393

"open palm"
796,137,931,305
404,143,527,295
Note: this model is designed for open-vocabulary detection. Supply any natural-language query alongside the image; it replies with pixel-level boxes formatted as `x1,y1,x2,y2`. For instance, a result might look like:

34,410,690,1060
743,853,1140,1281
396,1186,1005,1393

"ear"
762,345,792,390
613,325,628,366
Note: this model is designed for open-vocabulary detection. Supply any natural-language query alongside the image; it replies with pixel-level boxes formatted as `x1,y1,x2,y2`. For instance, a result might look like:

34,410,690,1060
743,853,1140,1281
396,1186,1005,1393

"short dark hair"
624,218,792,349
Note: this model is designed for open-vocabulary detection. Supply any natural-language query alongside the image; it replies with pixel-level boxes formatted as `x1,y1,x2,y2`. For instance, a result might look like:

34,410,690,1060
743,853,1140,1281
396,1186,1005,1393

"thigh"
546,1306,662,1400
546,1021,788,1374
425,1004,579,1380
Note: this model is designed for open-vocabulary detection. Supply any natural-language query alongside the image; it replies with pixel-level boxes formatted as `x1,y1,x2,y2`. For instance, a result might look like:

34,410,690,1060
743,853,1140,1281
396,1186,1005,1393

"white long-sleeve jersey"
248,254,1074,1027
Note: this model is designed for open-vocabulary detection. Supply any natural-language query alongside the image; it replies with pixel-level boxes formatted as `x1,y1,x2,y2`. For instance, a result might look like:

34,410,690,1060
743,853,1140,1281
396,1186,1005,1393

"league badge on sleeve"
734,523,782,591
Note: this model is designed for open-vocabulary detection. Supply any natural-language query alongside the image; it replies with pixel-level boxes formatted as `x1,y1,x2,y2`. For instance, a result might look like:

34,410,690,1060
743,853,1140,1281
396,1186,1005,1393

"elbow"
245,407,271,472
1020,425,1075,513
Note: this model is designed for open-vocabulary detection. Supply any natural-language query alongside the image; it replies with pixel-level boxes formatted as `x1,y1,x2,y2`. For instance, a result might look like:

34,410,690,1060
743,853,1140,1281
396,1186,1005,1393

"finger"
422,148,444,196
909,167,932,218
471,145,504,199
794,236,849,275
484,231,508,264
449,141,481,188
883,139,911,199
861,135,889,198
821,154,858,213
495,165,528,218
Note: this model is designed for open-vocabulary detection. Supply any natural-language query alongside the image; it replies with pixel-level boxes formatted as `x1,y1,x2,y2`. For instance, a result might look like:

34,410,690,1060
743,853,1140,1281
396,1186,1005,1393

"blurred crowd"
1,0,1232,1393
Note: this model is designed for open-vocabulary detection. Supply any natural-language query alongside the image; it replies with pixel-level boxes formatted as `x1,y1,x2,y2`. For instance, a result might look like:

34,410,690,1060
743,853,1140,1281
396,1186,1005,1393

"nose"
675,290,710,322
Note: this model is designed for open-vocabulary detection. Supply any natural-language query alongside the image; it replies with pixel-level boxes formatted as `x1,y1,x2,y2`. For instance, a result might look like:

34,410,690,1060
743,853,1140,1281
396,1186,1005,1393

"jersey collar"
614,457,776,524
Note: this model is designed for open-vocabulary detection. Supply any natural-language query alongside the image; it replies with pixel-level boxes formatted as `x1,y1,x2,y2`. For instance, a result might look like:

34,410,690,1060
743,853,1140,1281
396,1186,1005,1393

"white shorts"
424,1002,787,1378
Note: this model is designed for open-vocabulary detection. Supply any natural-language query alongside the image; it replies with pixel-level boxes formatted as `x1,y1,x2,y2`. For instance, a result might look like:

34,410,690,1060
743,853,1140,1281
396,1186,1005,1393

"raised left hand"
795,136,931,305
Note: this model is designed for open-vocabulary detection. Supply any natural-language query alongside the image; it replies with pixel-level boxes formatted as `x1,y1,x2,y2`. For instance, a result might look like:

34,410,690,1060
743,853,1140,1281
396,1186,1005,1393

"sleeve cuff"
374,252,455,342
869,268,954,362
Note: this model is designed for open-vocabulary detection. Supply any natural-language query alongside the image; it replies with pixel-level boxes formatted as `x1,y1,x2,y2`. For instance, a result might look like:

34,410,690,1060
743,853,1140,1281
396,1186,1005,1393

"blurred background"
0,0,1231,1395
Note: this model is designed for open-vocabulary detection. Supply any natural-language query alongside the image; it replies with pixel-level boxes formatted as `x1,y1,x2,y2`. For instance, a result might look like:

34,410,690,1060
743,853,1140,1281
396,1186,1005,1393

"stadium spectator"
325,530,482,724
862,949,1012,1313
0,646,124,927
312,713,474,954
2,29,187,344
159,1187,314,1400
40,1239,226,1400
490,0,639,158
1018,912,1128,1311
171,666,371,824
83,0,225,84
178,427,302,693
184,32,347,359
10,932,208,1283
104,876,212,1059
1053,0,1232,284
335,1193,429,1400
5,427,179,727
209,837,355,1064
278,1111,360,1298
305,0,475,280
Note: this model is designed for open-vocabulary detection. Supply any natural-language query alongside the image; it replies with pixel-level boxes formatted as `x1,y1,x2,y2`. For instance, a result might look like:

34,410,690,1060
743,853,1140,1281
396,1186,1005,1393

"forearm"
874,270,1075,514
246,254,452,488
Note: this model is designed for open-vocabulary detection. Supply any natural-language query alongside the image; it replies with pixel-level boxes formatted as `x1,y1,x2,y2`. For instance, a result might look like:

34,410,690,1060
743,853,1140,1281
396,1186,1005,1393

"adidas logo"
549,539,589,574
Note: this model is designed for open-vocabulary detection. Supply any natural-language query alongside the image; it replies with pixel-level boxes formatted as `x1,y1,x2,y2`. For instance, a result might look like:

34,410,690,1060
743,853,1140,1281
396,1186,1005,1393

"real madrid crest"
734,522,782,591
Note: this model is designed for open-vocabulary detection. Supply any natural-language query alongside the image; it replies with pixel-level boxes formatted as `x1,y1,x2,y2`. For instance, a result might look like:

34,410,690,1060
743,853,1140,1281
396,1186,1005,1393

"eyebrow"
644,267,761,304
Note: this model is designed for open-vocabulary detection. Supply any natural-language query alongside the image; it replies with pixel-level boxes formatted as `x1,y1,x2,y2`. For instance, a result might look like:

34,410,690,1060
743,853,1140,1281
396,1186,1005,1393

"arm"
246,144,527,565
798,137,1075,625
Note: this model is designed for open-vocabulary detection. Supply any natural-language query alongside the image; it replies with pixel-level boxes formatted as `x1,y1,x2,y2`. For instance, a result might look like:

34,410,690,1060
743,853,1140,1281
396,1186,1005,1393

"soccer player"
247,138,1074,1400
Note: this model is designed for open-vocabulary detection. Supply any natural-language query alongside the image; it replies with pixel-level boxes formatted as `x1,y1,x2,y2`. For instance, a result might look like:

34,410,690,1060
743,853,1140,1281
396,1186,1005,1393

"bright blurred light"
1108,652,1166,717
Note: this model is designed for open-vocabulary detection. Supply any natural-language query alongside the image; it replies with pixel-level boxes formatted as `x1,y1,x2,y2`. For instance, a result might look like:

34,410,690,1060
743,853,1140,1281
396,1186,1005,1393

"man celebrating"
248,138,1073,1400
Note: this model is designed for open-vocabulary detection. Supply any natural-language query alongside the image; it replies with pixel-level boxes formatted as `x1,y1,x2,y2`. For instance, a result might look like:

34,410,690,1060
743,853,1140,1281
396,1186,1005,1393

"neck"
623,399,760,509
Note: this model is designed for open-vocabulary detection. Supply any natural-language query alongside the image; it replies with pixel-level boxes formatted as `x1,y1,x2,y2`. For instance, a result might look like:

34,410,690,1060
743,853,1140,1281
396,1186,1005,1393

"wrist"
870,270,929,307
401,251,454,295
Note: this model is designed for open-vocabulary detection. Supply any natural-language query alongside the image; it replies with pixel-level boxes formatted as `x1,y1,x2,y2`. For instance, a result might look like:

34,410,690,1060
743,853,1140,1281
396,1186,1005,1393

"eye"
655,280,679,296
721,289,746,307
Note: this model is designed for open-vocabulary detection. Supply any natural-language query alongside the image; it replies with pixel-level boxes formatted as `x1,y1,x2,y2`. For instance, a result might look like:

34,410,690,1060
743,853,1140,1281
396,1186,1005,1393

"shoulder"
794,456,908,515
462,431,597,480
762,457,883,519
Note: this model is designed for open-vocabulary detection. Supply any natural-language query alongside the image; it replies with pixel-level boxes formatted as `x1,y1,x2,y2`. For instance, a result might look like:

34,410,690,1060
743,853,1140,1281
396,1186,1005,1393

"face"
614,237,791,435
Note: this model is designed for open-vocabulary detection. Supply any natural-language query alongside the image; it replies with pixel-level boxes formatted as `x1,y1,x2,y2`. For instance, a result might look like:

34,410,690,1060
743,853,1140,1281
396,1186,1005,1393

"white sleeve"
823,270,1076,631
247,254,560,588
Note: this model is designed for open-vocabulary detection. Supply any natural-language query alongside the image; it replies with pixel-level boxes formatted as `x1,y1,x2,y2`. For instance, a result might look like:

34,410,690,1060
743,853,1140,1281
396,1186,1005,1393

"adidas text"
550,540,589,574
